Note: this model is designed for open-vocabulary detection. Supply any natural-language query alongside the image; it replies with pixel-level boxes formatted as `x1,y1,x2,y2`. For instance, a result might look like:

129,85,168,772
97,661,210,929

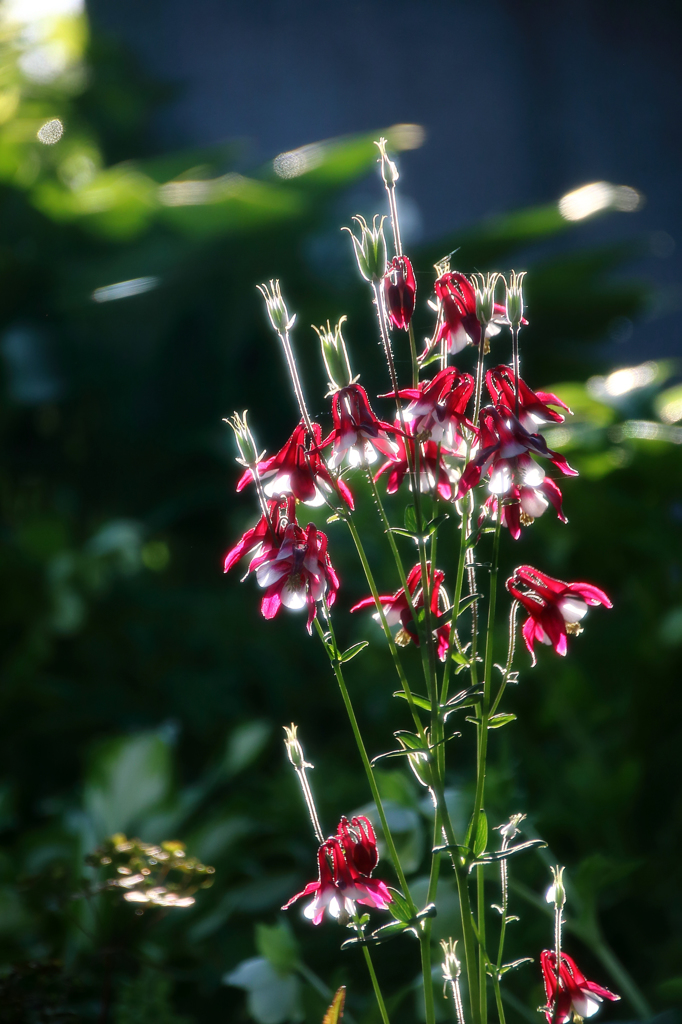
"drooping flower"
320,384,398,469
383,255,416,330
250,521,340,632
383,367,475,451
456,406,577,502
374,424,453,500
506,565,612,664
282,817,392,925
236,421,353,508
425,271,509,357
351,562,451,660
480,475,566,541
486,366,571,433
541,951,620,1023
223,496,294,574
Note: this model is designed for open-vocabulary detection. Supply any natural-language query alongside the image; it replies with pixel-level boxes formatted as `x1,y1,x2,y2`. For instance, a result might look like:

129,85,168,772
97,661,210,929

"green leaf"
255,921,299,974
451,651,471,666
455,593,480,617
404,505,418,533
488,713,517,730
393,691,432,711
471,838,547,865
367,920,412,944
322,986,346,1024
339,641,369,663
84,731,172,837
389,527,418,540
326,513,341,524
466,810,488,859
387,887,413,924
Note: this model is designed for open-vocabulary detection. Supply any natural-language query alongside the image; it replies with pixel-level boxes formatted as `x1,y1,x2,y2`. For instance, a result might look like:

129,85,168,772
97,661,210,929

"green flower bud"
313,315,355,393
375,137,399,189
545,864,566,909
283,723,312,770
506,270,526,329
343,215,387,283
257,279,296,334
224,410,264,468
471,272,501,327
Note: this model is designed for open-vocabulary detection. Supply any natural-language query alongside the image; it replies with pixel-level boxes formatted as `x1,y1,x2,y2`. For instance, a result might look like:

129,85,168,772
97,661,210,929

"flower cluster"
283,815,392,925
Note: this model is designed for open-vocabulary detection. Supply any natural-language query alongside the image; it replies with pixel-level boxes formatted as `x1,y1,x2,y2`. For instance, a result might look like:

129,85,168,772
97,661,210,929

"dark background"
0,1,680,1022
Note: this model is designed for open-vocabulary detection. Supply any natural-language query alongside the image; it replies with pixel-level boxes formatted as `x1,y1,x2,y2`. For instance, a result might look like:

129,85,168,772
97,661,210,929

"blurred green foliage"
0,6,680,1024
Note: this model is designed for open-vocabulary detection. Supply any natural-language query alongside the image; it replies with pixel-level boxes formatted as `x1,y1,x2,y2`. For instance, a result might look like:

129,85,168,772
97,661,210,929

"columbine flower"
223,496,294,574
374,424,453,500
351,562,451,660
425,271,509,357
506,565,612,664
481,475,566,541
486,366,571,433
384,367,475,451
383,255,416,330
456,406,577,502
250,521,339,632
282,817,392,925
541,951,620,1023
320,384,398,469
236,421,353,509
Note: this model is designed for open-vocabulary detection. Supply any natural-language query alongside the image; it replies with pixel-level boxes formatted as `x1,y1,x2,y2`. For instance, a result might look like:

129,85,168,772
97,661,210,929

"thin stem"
511,327,520,420
342,512,425,737
386,184,403,257
294,767,325,845
278,328,315,437
477,863,487,1023
420,933,436,1024
314,615,415,910
408,321,419,389
492,976,507,1024
490,601,519,717
362,944,391,1024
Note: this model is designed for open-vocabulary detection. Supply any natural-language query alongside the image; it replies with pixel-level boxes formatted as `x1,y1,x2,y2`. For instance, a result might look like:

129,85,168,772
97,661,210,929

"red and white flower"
383,255,416,330
486,366,571,433
237,421,353,509
282,816,392,925
374,424,453,500
250,521,339,632
223,496,294,574
384,367,475,452
425,271,509,356
481,475,566,541
541,951,620,1023
351,562,451,660
321,384,399,468
506,565,612,664
456,406,577,502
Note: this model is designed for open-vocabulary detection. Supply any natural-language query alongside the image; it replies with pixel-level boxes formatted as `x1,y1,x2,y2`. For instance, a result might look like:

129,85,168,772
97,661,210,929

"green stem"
314,615,415,910
343,512,425,737
408,321,419,388
362,944,391,1024
477,863,487,1022
419,933,436,1024
492,976,507,1024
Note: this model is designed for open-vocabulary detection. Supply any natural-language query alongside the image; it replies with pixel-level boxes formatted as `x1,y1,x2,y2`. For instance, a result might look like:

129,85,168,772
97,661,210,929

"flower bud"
545,864,566,909
471,272,501,327
283,723,312,770
375,137,399,189
441,938,461,984
313,316,355,393
383,255,416,330
506,270,526,329
224,410,264,468
257,279,296,334
343,215,387,283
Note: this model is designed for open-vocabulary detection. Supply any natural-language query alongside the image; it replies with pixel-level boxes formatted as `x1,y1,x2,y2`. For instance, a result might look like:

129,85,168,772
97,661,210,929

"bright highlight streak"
1,0,83,20
158,173,245,206
658,393,682,425
611,420,682,445
273,142,325,179
37,118,63,144
92,277,159,303
587,361,658,399
558,181,642,221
